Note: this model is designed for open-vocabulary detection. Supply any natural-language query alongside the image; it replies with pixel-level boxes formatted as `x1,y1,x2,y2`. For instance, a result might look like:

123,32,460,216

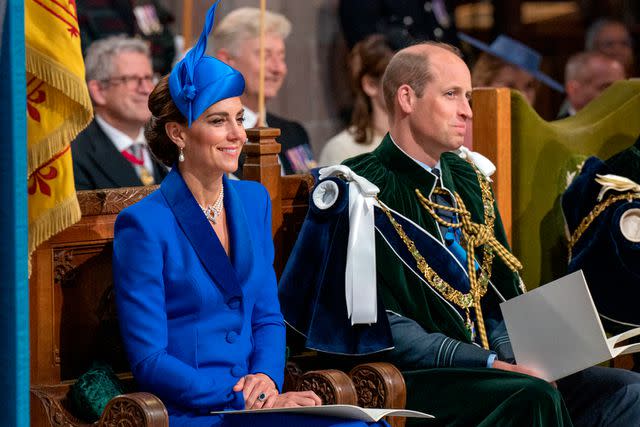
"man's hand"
492,360,556,386
233,373,278,409
262,390,322,409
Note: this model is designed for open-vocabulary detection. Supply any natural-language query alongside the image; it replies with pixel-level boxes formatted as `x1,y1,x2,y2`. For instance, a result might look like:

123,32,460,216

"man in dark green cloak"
340,42,640,426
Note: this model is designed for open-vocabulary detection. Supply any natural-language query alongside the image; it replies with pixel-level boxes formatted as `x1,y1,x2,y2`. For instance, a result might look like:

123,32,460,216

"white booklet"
500,270,640,382
211,404,434,422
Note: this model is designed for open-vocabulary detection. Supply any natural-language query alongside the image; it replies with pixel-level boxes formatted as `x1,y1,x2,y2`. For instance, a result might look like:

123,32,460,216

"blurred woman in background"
319,34,394,166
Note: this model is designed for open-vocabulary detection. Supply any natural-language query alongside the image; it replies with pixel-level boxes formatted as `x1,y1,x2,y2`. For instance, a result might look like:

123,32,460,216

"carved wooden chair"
244,128,407,427
29,128,406,427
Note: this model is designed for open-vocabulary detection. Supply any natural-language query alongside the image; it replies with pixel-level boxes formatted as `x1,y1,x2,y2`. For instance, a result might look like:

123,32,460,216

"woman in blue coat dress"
112,2,390,426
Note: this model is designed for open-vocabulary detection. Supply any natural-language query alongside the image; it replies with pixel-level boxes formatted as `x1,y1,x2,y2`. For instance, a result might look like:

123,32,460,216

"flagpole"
258,0,266,127
3,1,29,425
182,0,194,51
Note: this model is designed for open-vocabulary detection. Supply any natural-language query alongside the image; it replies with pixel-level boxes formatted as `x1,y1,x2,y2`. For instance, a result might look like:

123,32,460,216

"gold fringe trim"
28,195,81,276
25,45,92,109
27,109,92,176
26,46,94,175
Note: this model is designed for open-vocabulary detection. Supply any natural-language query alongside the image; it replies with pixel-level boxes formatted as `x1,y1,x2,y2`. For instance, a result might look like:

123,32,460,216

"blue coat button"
226,331,238,343
227,297,241,310
231,365,245,377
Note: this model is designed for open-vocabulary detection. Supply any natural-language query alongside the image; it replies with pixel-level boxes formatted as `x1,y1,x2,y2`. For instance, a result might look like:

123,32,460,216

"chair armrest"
99,392,168,427
350,362,407,427
298,369,357,405
31,385,168,427
31,385,91,427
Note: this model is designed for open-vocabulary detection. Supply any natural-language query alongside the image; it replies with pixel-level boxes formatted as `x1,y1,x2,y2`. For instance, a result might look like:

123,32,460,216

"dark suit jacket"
77,0,175,74
235,112,311,178
339,0,459,49
71,120,168,190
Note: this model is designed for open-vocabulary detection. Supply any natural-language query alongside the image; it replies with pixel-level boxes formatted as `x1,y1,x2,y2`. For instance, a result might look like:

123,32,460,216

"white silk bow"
595,174,640,201
318,165,379,325
455,146,496,179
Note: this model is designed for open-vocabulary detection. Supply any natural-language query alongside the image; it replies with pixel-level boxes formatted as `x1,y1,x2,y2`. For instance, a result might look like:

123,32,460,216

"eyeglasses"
596,38,633,50
101,74,159,89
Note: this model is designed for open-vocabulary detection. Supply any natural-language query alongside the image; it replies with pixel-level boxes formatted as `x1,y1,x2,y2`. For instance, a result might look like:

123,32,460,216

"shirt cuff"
486,352,498,368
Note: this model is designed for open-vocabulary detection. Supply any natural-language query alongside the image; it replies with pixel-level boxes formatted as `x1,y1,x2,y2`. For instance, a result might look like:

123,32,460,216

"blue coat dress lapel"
160,168,242,299
223,175,253,284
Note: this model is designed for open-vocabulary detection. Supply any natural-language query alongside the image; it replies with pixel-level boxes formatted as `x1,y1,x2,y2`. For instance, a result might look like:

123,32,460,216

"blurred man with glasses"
72,35,168,190
586,18,635,76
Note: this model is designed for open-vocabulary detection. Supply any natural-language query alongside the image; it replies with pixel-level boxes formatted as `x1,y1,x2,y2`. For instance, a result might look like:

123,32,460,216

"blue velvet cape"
562,149,640,329
278,172,489,356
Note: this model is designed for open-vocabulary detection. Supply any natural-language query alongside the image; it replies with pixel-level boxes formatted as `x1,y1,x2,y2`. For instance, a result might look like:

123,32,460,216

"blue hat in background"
169,0,245,126
458,32,564,93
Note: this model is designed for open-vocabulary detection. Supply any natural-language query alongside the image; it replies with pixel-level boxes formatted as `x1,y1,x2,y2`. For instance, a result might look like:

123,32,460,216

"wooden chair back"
244,127,315,276
29,186,161,426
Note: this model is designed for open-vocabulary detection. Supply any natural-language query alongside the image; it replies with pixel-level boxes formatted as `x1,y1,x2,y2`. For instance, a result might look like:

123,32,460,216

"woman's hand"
262,390,322,409
233,373,278,409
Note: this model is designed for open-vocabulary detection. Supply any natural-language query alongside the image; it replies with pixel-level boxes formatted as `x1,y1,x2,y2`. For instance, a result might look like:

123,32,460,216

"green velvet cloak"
344,135,572,426
344,135,521,342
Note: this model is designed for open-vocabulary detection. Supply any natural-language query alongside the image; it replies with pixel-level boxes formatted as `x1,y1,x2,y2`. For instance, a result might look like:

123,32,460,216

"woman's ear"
361,74,380,98
165,122,186,149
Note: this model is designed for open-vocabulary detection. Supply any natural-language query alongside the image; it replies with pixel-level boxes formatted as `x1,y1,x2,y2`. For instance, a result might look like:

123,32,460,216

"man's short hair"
382,41,461,115
564,51,621,82
212,7,291,55
585,18,626,51
84,35,150,82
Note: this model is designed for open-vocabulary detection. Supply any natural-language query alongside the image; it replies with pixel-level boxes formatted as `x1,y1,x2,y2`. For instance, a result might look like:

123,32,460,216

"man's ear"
565,80,579,105
396,84,414,114
216,48,235,66
87,80,107,106
165,122,186,148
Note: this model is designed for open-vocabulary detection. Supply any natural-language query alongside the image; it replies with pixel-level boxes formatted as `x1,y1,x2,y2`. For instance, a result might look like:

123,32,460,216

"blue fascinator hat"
169,0,245,126
458,32,564,93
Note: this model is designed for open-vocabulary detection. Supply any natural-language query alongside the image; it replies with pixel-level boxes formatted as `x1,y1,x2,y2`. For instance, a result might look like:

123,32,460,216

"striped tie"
431,169,455,237
431,169,477,273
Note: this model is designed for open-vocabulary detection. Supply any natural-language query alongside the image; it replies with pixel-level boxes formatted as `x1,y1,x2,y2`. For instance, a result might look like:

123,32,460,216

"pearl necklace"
200,186,224,224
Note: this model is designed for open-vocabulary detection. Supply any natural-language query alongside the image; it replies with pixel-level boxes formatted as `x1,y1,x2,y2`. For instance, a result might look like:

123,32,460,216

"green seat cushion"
68,362,124,422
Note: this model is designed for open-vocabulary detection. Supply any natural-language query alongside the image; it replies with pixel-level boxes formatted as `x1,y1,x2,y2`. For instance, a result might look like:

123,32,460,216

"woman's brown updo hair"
471,52,509,87
349,34,394,144
145,75,187,166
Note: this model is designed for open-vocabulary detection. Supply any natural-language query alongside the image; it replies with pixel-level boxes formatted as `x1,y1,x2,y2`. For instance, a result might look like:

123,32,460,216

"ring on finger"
257,392,267,402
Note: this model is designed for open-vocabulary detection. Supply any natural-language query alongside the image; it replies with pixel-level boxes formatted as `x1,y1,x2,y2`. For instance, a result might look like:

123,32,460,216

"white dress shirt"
95,115,154,176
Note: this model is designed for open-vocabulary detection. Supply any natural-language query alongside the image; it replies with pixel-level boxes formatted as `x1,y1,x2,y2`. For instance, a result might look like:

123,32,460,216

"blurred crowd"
72,0,636,190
